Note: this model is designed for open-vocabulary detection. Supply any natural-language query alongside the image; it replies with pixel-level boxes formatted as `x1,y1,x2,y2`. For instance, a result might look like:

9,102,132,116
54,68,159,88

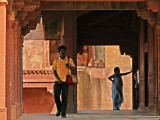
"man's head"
58,45,67,58
114,67,120,74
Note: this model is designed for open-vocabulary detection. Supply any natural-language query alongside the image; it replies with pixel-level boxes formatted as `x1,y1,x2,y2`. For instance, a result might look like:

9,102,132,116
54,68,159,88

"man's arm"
53,70,62,84
66,64,76,70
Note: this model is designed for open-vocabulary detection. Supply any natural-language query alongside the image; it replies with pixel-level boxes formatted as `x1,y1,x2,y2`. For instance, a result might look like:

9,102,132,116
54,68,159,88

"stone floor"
18,110,160,120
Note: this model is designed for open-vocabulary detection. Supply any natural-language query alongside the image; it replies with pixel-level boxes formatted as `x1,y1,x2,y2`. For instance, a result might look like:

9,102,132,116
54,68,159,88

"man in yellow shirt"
52,45,75,118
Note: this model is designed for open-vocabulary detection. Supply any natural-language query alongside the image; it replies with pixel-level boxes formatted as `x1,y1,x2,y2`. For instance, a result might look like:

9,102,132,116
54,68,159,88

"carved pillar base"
7,105,16,120
21,101,24,114
0,108,7,120
16,103,19,119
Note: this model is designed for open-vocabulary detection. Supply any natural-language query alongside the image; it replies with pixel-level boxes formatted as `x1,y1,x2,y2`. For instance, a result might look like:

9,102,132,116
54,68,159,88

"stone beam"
40,1,147,10
40,0,146,1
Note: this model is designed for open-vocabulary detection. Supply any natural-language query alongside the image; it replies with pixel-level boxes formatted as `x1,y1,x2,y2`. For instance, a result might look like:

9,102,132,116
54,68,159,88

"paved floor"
19,110,160,120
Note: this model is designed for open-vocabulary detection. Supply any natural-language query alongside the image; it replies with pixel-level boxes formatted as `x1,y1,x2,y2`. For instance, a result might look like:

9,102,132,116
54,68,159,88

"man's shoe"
56,111,60,116
61,113,67,118
61,115,67,118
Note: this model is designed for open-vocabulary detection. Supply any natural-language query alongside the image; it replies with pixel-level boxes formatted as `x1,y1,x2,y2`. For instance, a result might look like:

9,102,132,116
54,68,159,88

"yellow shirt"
52,56,75,82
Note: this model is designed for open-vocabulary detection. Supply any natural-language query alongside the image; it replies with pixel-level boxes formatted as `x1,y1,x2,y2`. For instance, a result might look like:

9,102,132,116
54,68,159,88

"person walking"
108,67,132,110
52,45,75,118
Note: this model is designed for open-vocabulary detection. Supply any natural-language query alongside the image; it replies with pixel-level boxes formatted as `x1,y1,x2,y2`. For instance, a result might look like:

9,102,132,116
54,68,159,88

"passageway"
77,10,140,110
2,0,160,120
19,110,160,120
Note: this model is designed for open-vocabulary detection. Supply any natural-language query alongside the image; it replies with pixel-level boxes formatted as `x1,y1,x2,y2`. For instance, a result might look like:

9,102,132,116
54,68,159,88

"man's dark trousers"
54,81,69,115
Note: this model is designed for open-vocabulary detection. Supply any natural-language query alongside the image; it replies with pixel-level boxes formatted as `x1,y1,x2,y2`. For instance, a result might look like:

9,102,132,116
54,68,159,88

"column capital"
136,9,157,27
0,0,8,6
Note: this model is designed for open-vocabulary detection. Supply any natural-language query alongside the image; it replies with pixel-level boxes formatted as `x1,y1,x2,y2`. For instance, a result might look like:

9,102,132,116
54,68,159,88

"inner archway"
77,10,140,110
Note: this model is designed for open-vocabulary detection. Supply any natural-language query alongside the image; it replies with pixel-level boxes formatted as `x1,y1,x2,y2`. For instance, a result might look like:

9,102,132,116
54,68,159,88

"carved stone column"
64,11,77,113
17,25,22,117
0,0,8,119
156,16,160,113
6,12,17,120
137,9,158,112
20,36,24,114
139,19,145,111
148,23,155,112
14,21,19,119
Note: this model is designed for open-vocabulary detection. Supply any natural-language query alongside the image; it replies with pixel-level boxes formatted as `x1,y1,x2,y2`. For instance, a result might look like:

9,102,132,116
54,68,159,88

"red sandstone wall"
23,20,56,114
23,88,55,114
23,20,50,70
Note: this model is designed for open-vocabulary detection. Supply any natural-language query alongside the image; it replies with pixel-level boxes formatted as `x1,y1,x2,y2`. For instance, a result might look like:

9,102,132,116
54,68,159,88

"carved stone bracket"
147,0,160,12
136,9,157,27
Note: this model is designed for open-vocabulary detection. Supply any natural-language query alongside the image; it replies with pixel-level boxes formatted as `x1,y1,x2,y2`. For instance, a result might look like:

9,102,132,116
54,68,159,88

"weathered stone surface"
105,46,131,65
23,40,46,69
23,88,55,114
77,66,132,110
77,46,132,110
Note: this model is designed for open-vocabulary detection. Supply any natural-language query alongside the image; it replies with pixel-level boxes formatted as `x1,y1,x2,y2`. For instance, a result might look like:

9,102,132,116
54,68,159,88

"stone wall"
23,40,46,69
23,21,56,114
23,20,50,70
77,46,132,110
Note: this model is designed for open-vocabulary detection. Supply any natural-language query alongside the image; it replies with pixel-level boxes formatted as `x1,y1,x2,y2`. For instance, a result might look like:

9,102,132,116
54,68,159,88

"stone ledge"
23,79,55,82
23,70,53,74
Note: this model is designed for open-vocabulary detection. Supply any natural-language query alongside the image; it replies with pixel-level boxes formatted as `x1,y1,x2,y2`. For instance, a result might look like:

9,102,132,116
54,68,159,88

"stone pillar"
14,21,19,118
139,19,145,110
17,26,22,117
6,13,17,120
64,11,77,113
148,24,155,112
19,36,23,116
0,0,8,119
153,25,158,113
157,24,160,113
20,36,24,114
